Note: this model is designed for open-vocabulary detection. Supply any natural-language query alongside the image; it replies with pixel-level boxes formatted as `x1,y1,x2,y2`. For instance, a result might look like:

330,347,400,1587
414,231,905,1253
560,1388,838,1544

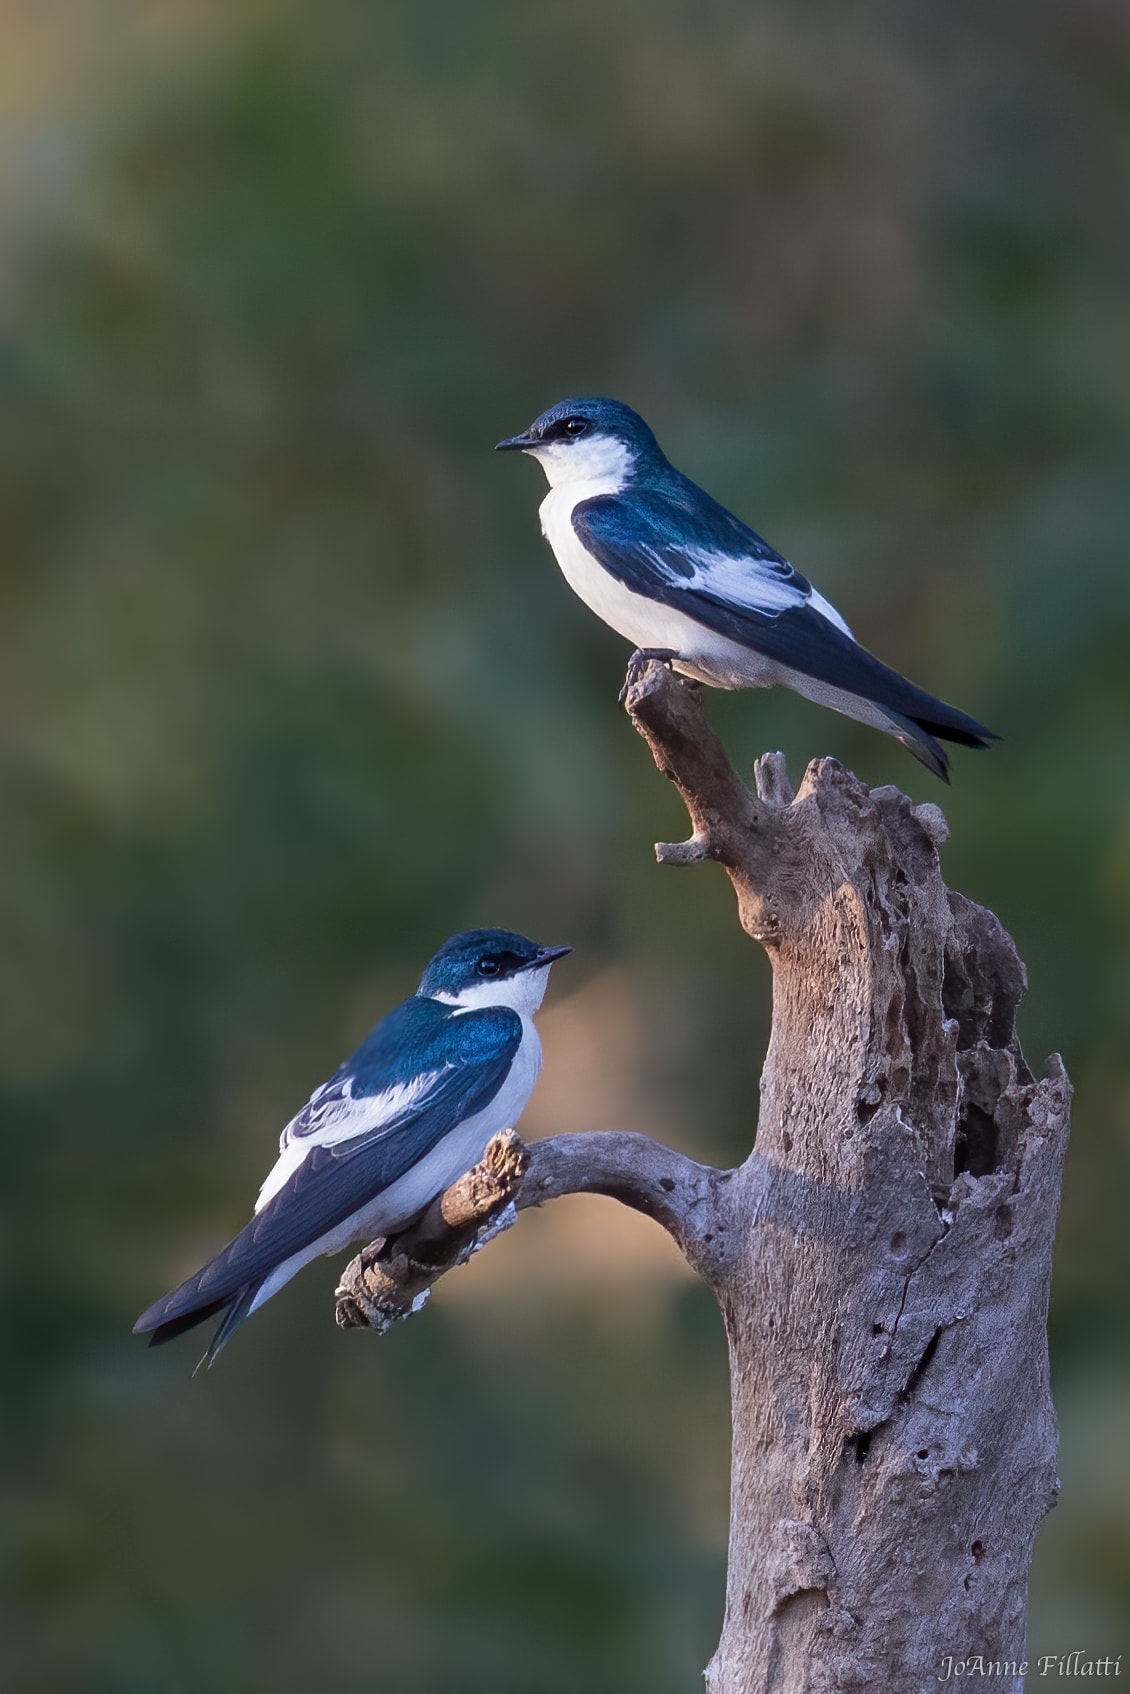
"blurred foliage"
1,0,1128,1687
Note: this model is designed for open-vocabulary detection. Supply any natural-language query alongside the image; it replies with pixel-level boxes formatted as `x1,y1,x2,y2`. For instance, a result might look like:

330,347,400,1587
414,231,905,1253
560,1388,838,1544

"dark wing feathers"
574,474,804,587
692,593,994,745
288,994,514,1138
572,488,995,749
134,1000,522,1335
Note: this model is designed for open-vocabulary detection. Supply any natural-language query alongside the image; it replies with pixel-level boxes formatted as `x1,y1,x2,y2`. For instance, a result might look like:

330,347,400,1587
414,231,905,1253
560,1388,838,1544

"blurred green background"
2,2,1128,1688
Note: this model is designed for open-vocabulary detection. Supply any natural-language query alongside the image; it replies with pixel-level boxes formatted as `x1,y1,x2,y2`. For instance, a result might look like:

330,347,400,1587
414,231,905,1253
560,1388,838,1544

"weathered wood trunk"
339,663,1071,1694
695,759,1070,1693
624,666,1070,1692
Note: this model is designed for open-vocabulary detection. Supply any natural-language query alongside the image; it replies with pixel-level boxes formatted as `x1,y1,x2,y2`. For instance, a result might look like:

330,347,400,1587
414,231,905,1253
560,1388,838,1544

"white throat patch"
524,432,634,491
434,964,554,1017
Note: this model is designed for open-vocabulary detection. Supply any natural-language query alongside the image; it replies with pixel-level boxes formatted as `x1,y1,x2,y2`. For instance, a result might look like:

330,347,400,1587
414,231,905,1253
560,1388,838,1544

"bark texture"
338,660,1071,1694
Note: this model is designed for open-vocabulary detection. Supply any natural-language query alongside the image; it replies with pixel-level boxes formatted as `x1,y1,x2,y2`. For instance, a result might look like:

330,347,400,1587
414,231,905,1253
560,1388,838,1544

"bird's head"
418,928,572,1015
495,396,664,490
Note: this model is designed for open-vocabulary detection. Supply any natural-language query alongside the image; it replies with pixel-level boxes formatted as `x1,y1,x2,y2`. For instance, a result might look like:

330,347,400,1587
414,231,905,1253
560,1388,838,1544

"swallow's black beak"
494,432,540,452
526,944,573,969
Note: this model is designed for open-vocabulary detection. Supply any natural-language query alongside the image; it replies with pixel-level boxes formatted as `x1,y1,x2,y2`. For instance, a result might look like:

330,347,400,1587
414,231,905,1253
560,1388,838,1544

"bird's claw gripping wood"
618,646,678,705
335,1129,530,1331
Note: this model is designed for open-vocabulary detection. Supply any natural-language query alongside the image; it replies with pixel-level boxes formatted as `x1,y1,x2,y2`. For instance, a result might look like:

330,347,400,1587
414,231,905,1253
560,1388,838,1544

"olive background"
2,3,1128,1688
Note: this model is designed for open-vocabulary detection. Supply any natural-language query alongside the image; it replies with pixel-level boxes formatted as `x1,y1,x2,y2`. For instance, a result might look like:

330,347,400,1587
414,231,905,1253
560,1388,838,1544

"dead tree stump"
338,661,1071,1694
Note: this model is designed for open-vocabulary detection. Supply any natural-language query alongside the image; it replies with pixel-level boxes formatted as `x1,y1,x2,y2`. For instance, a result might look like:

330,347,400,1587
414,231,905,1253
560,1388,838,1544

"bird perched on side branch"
134,929,571,1368
497,396,995,780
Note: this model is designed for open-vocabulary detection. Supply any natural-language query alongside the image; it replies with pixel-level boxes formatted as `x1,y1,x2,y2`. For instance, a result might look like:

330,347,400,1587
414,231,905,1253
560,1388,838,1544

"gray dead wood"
336,659,1071,1694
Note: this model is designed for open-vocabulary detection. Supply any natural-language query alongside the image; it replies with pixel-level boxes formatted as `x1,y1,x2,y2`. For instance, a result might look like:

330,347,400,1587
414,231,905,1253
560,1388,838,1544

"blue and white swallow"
134,929,571,1367
496,397,995,779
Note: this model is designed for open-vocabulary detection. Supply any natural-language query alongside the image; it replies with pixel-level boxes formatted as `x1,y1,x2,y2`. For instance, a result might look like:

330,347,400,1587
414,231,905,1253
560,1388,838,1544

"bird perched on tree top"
134,929,571,1368
496,396,995,780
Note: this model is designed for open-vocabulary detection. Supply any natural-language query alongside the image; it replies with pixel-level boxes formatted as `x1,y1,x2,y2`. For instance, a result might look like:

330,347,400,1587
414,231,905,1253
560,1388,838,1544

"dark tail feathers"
135,1281,260,1371
885,705,998,783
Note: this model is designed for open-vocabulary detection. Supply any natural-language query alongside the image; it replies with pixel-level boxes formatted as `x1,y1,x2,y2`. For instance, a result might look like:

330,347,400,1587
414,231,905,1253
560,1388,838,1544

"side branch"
335,1129,727,1333
519,1131,729,1279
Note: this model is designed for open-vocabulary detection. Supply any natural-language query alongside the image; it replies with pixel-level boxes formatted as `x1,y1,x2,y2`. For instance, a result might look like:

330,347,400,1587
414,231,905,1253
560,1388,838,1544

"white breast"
248,1017,543,1311
355,1015,542,1235
539,485,786,690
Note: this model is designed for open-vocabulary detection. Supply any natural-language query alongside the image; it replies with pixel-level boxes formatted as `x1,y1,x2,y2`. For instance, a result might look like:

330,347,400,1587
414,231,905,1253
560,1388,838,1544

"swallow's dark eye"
562,416,588,437
476,957,502,978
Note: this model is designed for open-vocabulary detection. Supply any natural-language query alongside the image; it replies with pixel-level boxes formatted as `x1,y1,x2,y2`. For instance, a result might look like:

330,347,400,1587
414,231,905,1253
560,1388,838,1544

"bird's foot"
619,649,678,706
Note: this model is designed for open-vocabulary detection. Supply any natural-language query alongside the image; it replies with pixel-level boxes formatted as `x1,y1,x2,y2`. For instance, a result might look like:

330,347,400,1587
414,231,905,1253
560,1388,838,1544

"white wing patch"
680,545,806,616
255,1068,447,1214
807,587,854,639
677,546,854,637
